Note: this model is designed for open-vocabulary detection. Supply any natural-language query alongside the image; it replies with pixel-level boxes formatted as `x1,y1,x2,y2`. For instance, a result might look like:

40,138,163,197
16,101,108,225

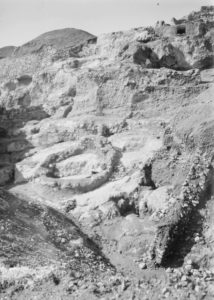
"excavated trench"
2,102,213,274
162,184,213,267
151,157,214,267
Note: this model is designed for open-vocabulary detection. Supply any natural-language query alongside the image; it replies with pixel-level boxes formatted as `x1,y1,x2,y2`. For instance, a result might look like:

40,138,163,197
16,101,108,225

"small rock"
186,259,192,265
166,268,172,273
194,236,200,242
139,262,147,270
162,287,168,294
192,270,200,277
185,265,192,272
195,285,200,293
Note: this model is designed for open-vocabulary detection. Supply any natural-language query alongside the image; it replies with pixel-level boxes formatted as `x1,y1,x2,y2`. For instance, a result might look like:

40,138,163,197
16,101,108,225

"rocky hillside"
0,46,16,59
0,6,214,300
14,28,97,57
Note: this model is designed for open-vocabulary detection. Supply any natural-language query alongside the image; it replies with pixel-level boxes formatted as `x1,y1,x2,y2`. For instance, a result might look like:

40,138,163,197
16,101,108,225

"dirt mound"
14,28,97,57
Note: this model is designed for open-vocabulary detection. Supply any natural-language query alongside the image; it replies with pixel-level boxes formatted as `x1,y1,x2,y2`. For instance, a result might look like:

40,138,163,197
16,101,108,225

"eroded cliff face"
0,7,214,300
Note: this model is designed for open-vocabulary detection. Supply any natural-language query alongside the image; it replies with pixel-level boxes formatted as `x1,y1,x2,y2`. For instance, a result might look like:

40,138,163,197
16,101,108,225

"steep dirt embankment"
0,189,117,299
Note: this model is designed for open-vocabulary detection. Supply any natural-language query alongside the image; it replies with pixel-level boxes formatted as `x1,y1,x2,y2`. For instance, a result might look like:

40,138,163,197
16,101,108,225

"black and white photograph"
0,0,214,299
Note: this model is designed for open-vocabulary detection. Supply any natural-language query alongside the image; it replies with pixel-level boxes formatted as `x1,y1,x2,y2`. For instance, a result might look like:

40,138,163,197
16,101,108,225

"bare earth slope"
14,28,97,56
0,5,214,300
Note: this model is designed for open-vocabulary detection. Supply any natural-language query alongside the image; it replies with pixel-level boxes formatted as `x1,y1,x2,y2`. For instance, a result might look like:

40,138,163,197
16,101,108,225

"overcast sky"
0,0,213,47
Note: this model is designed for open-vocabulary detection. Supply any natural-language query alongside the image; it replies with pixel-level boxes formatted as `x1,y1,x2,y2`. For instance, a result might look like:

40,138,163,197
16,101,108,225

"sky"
0,0,213,47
